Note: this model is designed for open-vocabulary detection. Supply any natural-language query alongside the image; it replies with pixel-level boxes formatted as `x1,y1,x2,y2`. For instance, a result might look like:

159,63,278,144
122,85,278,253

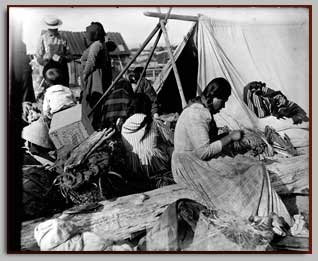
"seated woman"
42,64,76,119
172,77,292,231
121,93,171,186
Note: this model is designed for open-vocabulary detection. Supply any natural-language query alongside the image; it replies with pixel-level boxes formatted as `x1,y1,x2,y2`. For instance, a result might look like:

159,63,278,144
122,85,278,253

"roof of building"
49,30,130,57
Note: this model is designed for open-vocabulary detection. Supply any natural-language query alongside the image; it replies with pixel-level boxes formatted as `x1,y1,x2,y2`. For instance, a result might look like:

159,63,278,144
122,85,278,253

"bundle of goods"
22,101,42,124
264,126,298,157
187,210,275,251
243,81,308,125
150,170,175,189
154,118,175,146
222,128,273,157
158,113,179,131
223,125,297,158
22,166,65,221
52,128,128,205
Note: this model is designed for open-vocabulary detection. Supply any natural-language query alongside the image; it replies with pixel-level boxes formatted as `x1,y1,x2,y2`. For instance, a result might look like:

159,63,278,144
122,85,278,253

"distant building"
129,46,177,83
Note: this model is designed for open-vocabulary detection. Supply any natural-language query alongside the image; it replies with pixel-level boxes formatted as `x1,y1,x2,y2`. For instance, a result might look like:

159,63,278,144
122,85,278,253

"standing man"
35,16,72,86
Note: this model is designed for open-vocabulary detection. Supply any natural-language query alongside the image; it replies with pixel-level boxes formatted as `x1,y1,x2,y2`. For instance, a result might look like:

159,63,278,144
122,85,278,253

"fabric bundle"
243,81,308,125
22,101,42,124
264,126,298,156
34,218,111,251
52,128,128,205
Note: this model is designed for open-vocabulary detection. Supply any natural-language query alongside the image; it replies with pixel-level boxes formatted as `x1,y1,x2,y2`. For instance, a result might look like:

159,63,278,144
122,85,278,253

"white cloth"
34,218,109,251
196,10,308,130
42,84,76,116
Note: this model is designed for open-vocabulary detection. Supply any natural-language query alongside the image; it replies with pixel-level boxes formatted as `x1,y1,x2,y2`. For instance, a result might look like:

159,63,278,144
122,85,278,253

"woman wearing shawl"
80,22,112,129
172,77,292,233
121,93,170,182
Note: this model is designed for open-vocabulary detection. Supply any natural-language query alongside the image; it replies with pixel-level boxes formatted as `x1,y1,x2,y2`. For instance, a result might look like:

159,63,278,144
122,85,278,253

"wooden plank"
21,185,203,250
144,11,199,22
21,154,308,250
266,154,309,195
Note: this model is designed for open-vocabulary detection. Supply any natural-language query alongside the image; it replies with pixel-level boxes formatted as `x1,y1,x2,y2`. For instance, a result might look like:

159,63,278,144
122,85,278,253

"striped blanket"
97,79,134,129
243,81,308,124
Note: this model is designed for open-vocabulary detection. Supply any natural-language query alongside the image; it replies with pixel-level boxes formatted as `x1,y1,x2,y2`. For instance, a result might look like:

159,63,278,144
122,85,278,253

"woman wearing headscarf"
80,22,113,129
172,77,292,233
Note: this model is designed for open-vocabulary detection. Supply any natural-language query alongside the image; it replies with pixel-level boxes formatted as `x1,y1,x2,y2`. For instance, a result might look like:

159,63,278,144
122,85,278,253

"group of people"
22,16,294,236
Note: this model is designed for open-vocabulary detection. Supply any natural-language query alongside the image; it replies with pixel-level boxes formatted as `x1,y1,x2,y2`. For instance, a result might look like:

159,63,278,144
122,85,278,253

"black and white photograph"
7,5,311,253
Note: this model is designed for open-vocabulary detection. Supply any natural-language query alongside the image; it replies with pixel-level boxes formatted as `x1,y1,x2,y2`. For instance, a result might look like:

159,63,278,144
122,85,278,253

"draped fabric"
172,152,292,226
196,10,309,130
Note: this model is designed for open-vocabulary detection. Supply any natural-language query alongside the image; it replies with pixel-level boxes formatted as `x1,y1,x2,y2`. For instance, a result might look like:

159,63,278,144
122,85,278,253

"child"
42,66,76,118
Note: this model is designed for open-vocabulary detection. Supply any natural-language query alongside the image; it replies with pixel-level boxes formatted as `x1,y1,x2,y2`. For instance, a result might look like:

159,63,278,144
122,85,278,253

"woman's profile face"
211,97,228,113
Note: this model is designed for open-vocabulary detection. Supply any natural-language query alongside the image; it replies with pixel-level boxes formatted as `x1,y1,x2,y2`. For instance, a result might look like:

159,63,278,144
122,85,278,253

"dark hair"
44,68,63,86
42,60,63,78
187,77,232,109
128,93,153,141
202,77,232,101
86,22,106,43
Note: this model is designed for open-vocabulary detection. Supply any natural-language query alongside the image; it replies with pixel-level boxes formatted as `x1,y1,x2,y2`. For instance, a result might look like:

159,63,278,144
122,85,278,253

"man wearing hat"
35,16,72,86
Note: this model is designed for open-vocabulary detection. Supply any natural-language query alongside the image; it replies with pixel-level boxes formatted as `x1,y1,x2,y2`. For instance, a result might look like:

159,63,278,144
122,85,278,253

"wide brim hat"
22,117,55,149
44,16,63,29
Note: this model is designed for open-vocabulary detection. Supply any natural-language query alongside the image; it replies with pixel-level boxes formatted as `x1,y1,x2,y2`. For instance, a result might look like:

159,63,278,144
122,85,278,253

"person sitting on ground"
128,67,160,119
96,78,134,131
121,93,171,187
42,62,76,119
172,77,293,235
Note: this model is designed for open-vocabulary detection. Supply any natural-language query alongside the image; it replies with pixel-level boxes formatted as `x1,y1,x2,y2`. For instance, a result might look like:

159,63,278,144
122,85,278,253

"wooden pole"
88,23,161,117
135,29,162,93
135,8,174,93
144,11,199,22
159,11,187,108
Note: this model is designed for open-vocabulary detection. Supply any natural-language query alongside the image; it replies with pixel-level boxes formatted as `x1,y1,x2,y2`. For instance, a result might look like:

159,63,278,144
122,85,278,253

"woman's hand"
229,130,242,141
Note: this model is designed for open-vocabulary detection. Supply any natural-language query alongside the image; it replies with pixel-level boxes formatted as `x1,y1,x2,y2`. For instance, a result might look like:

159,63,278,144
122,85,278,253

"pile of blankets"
243,81,308,125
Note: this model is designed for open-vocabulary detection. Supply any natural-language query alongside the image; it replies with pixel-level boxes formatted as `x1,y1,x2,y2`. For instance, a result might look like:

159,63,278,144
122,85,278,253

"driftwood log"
265,153,309,195
21,154,309,250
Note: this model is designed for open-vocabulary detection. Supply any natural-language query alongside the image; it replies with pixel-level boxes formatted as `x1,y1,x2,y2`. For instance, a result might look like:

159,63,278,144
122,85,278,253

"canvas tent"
153,8,309,137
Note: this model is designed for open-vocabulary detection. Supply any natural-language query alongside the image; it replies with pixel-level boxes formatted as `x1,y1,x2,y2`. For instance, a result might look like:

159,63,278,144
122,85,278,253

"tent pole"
88,23,161,117
144,11,198,22
159,13,187,108
136,29,163,92
136,7,174,92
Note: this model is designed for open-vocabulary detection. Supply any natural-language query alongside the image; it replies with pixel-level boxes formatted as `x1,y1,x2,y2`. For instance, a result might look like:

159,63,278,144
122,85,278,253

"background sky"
9,6,307,54
11,7,196,54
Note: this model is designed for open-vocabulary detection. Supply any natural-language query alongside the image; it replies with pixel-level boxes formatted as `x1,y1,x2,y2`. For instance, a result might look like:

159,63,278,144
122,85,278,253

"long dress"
172,103,292,225
80,40,112,129
121,113,170,179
